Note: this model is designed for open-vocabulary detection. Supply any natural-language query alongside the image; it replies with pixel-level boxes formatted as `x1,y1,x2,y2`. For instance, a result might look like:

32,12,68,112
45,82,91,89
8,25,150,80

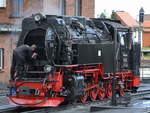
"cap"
31,44,37,49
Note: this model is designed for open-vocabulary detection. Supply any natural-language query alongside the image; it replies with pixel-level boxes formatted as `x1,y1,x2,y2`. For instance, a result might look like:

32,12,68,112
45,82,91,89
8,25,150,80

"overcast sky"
95,0,150,20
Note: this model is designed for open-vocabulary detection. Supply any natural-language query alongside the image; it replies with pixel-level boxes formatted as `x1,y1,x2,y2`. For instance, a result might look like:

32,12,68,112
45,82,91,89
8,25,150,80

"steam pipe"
112,28,117,106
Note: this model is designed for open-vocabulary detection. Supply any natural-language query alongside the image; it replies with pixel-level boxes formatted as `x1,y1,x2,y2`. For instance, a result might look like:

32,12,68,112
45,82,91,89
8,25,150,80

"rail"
0,105,17,113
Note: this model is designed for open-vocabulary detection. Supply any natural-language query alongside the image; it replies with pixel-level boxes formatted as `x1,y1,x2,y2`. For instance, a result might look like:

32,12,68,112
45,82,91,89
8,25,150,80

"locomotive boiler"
7,13,140,107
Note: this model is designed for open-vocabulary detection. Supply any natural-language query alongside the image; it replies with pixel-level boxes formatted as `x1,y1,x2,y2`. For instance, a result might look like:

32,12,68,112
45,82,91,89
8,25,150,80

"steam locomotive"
7,13,140,107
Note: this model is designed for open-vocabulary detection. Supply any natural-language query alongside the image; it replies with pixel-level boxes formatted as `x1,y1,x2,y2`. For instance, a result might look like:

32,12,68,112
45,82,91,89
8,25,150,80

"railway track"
1,89,150,113
131,89,150,99
0,98,110,113
0,105,18,113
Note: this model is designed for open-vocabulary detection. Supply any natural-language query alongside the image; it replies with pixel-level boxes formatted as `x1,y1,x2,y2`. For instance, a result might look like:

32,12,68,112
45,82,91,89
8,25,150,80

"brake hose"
8,79,49,106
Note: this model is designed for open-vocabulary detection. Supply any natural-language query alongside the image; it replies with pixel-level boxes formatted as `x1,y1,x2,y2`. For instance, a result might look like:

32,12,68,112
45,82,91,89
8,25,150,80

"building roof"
144,14,150,21
115,11,139,27
142,21,150,32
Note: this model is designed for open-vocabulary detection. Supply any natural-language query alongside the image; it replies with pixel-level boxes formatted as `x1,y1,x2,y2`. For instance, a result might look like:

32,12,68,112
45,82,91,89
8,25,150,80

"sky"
95,0,150,20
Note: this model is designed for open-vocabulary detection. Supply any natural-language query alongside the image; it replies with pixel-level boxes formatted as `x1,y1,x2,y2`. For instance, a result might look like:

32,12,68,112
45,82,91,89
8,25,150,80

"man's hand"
32,53,37,59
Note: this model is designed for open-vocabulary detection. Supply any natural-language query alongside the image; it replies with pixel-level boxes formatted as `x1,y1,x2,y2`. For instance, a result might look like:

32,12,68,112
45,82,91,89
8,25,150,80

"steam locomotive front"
7,14,87,107
7,14,66,107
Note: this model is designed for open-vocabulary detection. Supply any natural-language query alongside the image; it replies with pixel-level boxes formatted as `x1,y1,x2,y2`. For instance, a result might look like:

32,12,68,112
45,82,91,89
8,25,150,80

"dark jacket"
10,45,34,80
13,45,33,65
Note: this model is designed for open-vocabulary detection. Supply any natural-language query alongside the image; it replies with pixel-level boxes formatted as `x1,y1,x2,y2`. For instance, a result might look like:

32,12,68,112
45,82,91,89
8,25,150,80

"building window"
0,48,4,70
10,0,23,18
0,0,6,8
59,0,65,15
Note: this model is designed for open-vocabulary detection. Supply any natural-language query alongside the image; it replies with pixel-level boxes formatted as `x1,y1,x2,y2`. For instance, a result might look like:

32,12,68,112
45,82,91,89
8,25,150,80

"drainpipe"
75,0,80,16
59,0,65,15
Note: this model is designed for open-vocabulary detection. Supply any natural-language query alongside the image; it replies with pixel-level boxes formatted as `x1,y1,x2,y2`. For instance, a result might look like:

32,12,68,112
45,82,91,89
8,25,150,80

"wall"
0,0,22,24
65,0,75,16
0,34,19,84
143,32,150,47
81,0,95,18
65,0,95,18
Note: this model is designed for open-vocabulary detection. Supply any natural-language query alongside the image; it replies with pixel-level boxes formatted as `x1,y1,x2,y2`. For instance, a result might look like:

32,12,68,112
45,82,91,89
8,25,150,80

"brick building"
0,0,95,84
139,8,150,47
142,14,150,47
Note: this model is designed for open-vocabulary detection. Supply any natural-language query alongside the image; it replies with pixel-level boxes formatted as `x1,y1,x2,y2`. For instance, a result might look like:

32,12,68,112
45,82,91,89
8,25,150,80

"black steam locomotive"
7,13,140,107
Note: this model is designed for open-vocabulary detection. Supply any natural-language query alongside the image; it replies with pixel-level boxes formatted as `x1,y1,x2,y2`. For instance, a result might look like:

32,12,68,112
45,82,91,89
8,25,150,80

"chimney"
139,7,144,23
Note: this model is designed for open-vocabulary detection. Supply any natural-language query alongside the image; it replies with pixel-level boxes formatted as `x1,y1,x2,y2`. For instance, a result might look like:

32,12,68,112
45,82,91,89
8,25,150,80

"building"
141,14,150,47
142,20,150,47
138,8,150,48
0,0,95,84
115,11,139,43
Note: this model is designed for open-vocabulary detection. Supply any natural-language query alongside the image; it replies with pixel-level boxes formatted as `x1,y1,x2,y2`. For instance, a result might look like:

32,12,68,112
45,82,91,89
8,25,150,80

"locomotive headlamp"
34,14,41,22
44,65,52,72
34,13,46,22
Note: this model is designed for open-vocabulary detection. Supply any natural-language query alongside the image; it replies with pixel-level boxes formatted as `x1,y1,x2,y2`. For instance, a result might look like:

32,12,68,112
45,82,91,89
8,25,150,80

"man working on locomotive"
10,44,37,81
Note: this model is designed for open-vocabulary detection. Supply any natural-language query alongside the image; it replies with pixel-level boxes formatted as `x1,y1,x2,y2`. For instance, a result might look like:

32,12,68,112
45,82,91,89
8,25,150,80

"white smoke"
42,0,59,15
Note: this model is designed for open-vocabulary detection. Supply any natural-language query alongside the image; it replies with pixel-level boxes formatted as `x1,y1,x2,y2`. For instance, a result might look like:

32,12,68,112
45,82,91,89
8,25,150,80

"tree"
100,12,106,18
111,10,117,20
97,10,108,18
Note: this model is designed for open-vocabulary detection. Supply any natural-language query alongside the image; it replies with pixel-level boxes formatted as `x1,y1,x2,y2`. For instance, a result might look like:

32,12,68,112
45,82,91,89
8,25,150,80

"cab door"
118,32,129,70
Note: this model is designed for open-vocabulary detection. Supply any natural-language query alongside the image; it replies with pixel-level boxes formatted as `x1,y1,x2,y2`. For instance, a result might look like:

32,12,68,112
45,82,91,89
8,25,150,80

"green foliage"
100,13,106,18
111,10,117,20
146,53,150,56
97,10,108,18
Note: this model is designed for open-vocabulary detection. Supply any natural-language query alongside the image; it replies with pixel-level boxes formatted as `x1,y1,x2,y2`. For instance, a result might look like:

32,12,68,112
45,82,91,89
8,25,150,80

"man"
10,44,37,81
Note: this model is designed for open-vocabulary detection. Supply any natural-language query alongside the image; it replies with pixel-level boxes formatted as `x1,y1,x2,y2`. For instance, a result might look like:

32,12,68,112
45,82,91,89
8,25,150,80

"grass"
142,47,150,50
141,56,150,61
141,47,150,60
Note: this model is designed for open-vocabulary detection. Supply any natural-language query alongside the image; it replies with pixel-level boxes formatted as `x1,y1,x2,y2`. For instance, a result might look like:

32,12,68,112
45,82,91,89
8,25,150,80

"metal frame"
0,0,6,8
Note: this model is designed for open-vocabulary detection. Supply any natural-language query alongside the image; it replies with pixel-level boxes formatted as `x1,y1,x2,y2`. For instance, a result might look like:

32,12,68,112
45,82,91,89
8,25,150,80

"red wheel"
90,88,98,101
80,91,88,103
106,84,112,99
98,87,105,100
119,87,124,96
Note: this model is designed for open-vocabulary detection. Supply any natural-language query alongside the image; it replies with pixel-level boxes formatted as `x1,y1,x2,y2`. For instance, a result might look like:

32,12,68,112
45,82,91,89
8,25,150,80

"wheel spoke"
90,88,97,101
106,84,112,99
98,87,105,100
80,91,88,103
120,88,124,96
